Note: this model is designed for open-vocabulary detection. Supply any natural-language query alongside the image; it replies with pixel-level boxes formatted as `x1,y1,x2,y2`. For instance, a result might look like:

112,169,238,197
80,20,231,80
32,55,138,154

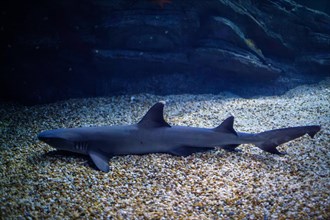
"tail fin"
255,125,321,154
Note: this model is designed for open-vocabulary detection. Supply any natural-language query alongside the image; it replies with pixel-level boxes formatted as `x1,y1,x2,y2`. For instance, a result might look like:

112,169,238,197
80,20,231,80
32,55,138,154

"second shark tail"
253,125,321,154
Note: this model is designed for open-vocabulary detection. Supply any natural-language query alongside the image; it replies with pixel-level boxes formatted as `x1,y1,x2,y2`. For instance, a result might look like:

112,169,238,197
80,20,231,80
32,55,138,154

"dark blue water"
1,0,329,104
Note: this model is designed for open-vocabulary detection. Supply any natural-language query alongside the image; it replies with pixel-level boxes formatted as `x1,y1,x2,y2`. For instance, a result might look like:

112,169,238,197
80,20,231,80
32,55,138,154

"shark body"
38,102,321,172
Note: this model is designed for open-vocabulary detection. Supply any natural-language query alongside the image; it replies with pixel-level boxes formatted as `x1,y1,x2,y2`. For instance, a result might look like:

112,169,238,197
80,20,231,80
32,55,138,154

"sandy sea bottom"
0,78,329,219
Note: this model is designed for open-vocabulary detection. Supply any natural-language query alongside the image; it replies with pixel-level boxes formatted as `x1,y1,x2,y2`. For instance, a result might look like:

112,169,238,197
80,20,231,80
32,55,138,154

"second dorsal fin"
138,102,171,129
213,116,237,135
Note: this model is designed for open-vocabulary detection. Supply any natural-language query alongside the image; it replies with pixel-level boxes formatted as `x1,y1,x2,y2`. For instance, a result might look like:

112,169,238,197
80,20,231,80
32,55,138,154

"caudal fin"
255,125,321,154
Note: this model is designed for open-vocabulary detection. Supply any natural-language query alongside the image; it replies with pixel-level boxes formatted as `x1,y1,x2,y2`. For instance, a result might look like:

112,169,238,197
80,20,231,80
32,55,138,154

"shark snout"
37,129,79,152
38,131,47,141
37,130,67,148
38,130,54,142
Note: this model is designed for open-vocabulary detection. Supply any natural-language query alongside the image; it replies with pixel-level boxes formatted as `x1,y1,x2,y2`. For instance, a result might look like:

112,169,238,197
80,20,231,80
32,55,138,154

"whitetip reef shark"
38,102,321,172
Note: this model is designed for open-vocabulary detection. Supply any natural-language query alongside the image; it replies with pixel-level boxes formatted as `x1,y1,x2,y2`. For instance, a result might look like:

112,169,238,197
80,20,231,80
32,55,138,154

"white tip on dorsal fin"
213,116,237,135
138,102,171,128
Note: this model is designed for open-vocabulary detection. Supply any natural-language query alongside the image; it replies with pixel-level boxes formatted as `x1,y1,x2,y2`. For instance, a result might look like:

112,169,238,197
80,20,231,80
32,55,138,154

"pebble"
0,78,329,218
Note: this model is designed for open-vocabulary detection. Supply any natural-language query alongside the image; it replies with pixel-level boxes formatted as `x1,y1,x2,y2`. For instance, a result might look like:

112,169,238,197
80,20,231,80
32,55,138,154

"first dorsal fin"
213,116,237,135
138,102,171,129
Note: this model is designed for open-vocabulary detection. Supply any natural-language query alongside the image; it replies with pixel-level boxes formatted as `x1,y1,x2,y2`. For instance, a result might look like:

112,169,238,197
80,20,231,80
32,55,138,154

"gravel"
0,78,329,219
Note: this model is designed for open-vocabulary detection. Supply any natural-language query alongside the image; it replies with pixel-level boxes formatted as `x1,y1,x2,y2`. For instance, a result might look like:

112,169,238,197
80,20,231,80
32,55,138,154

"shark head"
38,128,89,154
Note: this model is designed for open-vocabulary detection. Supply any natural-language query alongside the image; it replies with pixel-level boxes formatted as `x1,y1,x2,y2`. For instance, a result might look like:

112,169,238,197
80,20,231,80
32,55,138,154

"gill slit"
74,141,89,152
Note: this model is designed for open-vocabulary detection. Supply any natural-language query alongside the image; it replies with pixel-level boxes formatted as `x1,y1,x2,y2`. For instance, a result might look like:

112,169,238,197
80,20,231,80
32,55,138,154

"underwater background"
1,0,329,104
1,0,330,219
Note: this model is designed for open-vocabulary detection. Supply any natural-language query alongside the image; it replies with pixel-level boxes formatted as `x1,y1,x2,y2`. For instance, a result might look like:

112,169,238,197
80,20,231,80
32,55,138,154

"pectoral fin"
88,149,111,172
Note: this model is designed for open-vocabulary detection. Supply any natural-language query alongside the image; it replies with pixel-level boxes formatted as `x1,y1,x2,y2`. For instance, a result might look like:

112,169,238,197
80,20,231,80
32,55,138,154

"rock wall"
1,0,329,104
